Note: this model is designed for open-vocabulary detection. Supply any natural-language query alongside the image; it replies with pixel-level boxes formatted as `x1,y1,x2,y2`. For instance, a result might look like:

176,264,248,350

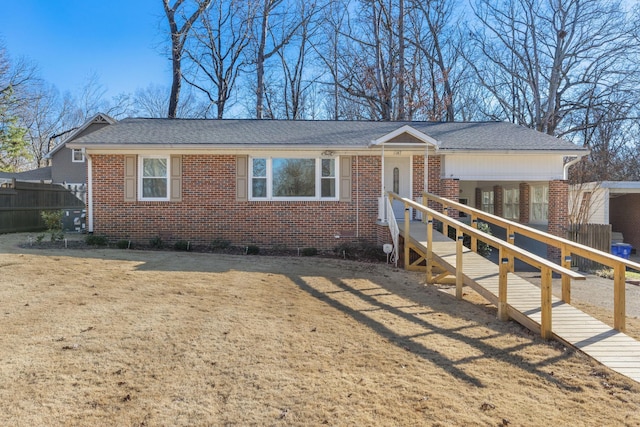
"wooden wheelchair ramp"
398,221,640,383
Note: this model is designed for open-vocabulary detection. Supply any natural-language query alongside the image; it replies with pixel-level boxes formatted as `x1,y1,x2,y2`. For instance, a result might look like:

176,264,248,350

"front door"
384,157,411,220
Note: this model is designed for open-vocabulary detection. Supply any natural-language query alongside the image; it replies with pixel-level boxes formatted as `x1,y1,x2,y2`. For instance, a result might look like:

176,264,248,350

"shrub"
359,243,387,261
476,221,493,258
334,243,356,259
149,236,163,249
437,220,492,258
116,240,132,249
246,245,260,255
41,210,63,231
85,234,109,246
174,240,191,251
301,247,318,256
211,238,231,250
41,210,64,241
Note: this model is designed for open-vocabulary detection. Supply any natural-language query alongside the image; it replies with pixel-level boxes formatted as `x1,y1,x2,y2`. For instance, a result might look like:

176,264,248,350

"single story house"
66,117,589,251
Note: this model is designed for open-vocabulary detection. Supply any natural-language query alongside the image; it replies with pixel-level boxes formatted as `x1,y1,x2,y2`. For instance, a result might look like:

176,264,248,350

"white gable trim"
46,113,117,158
369,125,440,148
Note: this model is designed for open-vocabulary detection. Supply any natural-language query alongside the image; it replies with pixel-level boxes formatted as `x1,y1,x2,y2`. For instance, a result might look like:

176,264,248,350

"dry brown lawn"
1,233,639,426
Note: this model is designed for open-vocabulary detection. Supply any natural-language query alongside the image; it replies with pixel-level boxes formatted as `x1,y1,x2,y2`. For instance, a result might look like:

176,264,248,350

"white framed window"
531,184,549,223
72,148,85,163
138,156,169,201
481,190,494,214
504,188,520,220
250,157,338,200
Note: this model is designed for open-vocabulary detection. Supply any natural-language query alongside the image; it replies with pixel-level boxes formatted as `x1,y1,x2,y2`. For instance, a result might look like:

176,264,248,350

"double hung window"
481,190,494,214
531,185,549,223
139,156,169,201
504,188,520,220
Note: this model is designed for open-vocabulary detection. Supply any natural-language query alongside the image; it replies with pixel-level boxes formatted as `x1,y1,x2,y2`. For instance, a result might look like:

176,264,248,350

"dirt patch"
1,233,640,426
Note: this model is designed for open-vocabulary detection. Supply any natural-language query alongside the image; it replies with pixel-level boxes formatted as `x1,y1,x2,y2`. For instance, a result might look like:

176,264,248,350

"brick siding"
493,185,504,217
440,178,460,218
91,154,391,250
519,182,530,224
547,179,569,261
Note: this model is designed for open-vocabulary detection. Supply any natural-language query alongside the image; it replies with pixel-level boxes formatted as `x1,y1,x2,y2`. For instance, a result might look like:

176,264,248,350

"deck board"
397,221,640,384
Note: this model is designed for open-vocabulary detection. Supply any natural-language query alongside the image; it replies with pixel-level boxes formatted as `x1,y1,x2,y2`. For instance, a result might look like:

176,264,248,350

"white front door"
384,157,411,220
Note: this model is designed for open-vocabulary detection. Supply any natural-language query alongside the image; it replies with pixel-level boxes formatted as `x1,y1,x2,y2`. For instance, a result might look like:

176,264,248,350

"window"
139,156,169,200
531,185,549,223
72,149,85,162
481,190,494,214
250,157,338,200
504,188,520,220
321,158,336,197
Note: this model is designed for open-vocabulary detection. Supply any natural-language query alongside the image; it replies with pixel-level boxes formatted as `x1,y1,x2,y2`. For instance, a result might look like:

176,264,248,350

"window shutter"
124,155,137,201
170,155,182,202
236,155,248,201
339,156,352,202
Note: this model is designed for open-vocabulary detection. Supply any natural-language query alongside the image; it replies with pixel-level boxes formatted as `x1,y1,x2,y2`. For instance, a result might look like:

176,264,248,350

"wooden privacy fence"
0,179,85,233
567,223,611,271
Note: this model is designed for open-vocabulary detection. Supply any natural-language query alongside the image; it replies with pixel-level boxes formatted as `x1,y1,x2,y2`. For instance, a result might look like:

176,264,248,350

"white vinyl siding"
444,154,565,181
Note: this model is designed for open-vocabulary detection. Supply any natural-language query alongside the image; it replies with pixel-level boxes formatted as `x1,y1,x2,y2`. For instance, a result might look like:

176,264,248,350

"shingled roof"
69,118,586,153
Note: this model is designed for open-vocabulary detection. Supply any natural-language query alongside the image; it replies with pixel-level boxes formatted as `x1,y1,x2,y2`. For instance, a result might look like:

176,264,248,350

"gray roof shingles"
0,166,52,181
70,118,586,152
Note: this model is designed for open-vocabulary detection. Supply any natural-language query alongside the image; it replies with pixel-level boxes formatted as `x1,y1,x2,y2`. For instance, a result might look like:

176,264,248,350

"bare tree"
162,0,212,118
405,0,460,121
250,0,307,119
272,0,323,119
465,0,640,137
183,0,252,119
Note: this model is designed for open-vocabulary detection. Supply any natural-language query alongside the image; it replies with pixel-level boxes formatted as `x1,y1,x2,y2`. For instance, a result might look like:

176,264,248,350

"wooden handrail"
421,191,638,332
389,192,587,339
423,191,640,272
392,193,584,280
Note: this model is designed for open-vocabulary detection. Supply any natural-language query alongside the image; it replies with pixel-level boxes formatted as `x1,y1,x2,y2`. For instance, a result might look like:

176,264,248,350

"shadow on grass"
4,235,582,390
289,274,581,390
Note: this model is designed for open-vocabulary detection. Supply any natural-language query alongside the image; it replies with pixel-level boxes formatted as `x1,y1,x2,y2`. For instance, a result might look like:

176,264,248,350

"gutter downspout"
87,153,94,233
563,156,582,180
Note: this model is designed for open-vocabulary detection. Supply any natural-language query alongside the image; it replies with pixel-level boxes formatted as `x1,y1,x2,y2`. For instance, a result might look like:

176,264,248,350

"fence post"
498,248,509,321
614,263,626,332
404,201,411,268
541,266,553,339
456,230,464,300
507,226,515,272
470,216,478,253
426,215,434,284
561,243,571,304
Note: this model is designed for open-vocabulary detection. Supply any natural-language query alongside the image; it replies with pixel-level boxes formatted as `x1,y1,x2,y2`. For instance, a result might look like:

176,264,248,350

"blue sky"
0,0,171,98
